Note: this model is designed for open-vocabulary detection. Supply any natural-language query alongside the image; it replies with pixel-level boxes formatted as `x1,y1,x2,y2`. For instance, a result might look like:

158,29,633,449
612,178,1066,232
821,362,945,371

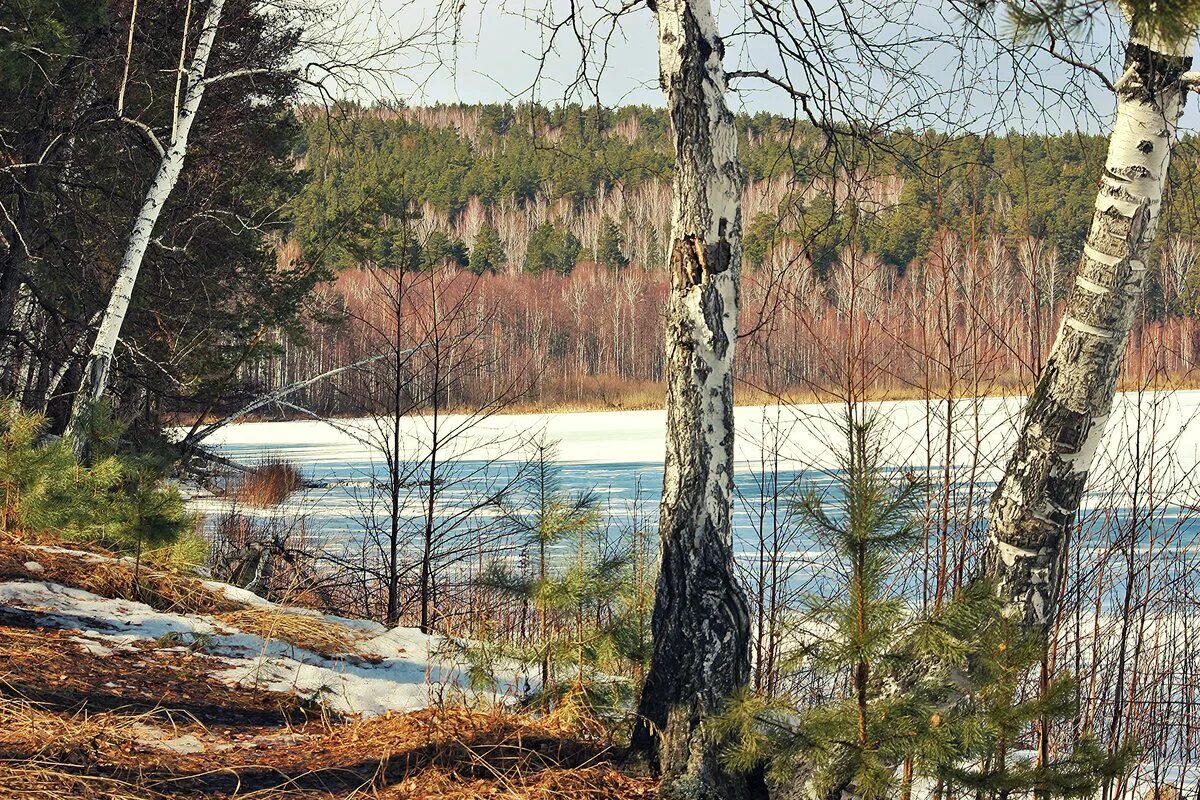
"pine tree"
715,414,1126,799
525,222,581,275
0,402,190,554
939,629,1129,800
469,222,506,275
467,438,649,720
645,228,665,271
421,230,468,270
596,215,629,268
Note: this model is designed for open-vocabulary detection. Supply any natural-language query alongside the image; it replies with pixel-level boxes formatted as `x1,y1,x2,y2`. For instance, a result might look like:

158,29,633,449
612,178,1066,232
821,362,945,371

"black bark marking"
707,239,732,274
704,285,728,358
1120,43,1191,106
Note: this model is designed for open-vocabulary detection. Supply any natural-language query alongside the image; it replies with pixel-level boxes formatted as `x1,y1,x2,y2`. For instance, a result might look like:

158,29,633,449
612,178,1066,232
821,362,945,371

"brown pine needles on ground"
0,687,655,799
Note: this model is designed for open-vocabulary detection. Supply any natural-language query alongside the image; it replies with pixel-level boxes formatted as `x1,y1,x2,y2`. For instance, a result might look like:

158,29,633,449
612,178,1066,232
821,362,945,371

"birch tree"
986,18,1197,635
628,1,758,797
58,0,429,453
63,0,227,452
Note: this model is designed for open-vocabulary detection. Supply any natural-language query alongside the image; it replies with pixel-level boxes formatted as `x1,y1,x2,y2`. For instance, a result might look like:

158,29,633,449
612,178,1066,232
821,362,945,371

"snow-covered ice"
191,392,1200,567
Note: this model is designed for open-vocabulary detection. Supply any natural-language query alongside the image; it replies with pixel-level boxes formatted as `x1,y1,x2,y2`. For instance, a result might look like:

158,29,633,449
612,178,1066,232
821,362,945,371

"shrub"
235,458,302,507
0,401,191,554
463,438,650,722
144,530,211,572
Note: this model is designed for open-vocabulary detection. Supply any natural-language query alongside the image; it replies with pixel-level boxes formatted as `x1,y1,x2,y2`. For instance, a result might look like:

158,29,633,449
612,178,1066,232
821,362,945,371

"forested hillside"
289,104,1200,278
246,104,1200,415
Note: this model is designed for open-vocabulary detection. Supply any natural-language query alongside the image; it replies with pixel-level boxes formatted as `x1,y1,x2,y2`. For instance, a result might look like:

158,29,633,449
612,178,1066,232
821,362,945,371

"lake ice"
193,391,1200,570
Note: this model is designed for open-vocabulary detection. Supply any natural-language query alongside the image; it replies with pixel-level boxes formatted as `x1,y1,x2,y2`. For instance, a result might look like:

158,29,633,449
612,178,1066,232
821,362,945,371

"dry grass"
0,537,363,660
169,374,1200,422
0,762,161,800
381,765,655,799
235,459,303,508
224,707,656,799
0,697,157,770
0,537,243,615
0,624,324,728
216,607,365,660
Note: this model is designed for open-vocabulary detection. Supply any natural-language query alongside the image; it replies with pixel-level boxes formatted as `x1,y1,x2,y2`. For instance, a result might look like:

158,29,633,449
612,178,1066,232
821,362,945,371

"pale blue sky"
361,0,1200,134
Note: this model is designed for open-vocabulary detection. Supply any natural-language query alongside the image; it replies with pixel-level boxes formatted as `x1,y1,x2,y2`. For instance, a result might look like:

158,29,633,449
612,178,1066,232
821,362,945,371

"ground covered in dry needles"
0,536,656,799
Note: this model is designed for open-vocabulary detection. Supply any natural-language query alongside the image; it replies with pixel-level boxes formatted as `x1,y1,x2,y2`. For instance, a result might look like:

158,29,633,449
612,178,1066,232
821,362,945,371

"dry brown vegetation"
234,458,303,507
237,253,1200,419
0,536,374,660
0,535,241,615
0,622,653,799
215,607,367,660
0,534,656,798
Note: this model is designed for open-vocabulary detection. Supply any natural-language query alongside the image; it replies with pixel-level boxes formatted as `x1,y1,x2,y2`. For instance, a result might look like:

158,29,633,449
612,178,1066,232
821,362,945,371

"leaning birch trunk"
630,0,756,798
64,0,226,453
986,29,1194,635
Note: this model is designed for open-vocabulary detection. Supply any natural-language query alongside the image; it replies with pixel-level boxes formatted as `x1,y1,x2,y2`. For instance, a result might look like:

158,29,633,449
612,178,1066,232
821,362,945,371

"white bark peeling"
1064,412,1110,472
65,0,227,447
1074,275,1109,295
988,534,1040,569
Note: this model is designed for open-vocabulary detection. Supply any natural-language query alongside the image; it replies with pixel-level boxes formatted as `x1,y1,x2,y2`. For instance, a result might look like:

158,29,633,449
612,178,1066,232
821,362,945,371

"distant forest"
247,103,1200,415
288,104,1200,282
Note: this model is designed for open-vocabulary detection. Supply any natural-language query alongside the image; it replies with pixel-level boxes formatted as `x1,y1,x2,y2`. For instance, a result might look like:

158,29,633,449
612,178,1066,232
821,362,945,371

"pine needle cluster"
462,439,651,723
1003,0,1200,50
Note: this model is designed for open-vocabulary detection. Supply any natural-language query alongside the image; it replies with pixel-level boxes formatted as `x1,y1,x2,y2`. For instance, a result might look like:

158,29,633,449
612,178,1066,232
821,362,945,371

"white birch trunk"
631,1,759,797
987,29,1195,634
64,0,226,451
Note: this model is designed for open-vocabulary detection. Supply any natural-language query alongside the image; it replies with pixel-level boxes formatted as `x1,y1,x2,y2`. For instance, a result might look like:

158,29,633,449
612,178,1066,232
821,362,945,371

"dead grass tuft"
0,538,244,615
235,458,303,507
217,607,365,659
382,764,655,798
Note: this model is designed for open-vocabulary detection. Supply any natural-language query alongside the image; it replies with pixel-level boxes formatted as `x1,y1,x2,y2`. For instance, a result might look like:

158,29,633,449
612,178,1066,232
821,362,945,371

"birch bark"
630,0,757,797
986,30,1194,634
64,0,226,452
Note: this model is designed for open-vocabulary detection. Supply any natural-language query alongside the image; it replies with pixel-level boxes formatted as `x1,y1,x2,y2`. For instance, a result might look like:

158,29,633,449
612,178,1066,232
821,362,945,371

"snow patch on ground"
200,580,274,608
0,579,524,716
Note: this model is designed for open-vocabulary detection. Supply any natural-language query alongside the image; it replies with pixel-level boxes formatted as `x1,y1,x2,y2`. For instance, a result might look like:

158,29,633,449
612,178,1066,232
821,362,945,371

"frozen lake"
195,391,1200,569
